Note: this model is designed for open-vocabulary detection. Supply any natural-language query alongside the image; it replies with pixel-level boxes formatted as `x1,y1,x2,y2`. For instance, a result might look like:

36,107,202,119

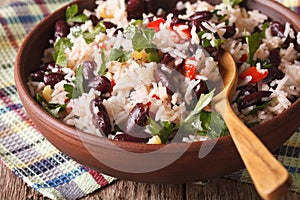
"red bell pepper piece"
184,60,196,80
147,18,165,32
240,66,269,83
171,24,192,39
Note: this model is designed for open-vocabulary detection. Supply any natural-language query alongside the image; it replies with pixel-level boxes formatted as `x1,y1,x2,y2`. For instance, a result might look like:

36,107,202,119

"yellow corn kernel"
42,85,53,102
99,7,114,19
147,135,162,144
132,50,148,62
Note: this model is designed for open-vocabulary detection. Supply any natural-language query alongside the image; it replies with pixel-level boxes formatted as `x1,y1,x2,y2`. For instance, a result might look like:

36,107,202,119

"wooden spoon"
213,49,291,200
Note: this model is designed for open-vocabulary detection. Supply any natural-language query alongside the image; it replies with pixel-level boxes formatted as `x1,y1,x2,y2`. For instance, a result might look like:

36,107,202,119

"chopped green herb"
246,22,270,65
214,39,225,49
124,25,156,51
246,98,274,115
83,23,106,44
246,32,261,65
36,93,46,104
45,104,67,118
212,9,229,25
185,90,215,122
255,58,272,69
199,110,228,137
35,94,66,118
71,26,83,38
198,31,212,48
66,4,89,23
109,48,132,62
132,19,143,27
148,118,175,143
98,49,107,75
198,31,223,48
178,90,229,139
53,38,73,67
63,84,74,99
63,65,84,99
145,48,161,62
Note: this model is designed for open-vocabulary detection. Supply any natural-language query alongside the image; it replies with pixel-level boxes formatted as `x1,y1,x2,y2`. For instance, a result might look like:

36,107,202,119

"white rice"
28,0,300,143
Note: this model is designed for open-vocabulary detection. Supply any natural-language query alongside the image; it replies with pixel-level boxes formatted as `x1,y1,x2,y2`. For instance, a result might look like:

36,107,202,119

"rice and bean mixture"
28,0,300,144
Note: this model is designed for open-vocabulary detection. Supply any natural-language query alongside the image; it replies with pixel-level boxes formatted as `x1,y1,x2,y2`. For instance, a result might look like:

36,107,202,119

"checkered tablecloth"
0,0,299,199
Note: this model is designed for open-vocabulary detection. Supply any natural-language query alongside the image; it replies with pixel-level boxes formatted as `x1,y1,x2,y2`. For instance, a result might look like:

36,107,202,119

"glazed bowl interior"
14,0,300,183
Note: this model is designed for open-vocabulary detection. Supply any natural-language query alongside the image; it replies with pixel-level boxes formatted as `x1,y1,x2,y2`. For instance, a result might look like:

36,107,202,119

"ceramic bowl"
14,0,300,183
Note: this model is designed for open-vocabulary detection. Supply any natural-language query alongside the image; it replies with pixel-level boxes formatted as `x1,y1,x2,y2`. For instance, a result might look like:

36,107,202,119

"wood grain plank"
84,181,183,200
186,179,300,200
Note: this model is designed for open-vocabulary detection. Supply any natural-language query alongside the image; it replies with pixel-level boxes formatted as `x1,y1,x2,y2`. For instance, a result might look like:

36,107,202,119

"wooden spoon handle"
224,101,291,200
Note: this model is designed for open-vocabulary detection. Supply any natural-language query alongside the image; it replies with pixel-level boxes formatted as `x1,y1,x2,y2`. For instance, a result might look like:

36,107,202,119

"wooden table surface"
1,0,300,199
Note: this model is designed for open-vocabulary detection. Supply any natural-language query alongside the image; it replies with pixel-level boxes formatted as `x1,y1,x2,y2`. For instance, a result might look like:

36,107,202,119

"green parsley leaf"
246,98,274,116
45,104,67,118
246,22,270,65
109,48,132,62
35,93,66,118
183,89,215,127
255,58,272,69
36,93,46,104
124,25,156,51
198,31,213,48
191,90,215,117
148,118,175,143
246,32,261,64
63,84,74,99
66,4,89,23
98,49,107,75
63,65,84,99
145,48,161,62
53,38,73,67
199,110,228,137
66,4,78,21
83,23,106,44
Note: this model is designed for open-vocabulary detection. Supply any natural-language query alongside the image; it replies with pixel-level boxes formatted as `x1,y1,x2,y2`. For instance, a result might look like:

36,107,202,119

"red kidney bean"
125,103,150,137
223,26,236,38
114,133,149,143
113,28,124,36
88,76,111,94
90,98,112,136
82,60,96,80
89,14,100,26
170,15,187,26
189,11,213,22
43,72,65,87
237,84,258,96
263,67,284,84
54,20,70,40
269,48,281,68
238,91,272,110
160,54,179,71
154,66,175,95
189,20,207,32
103,21,117,29
126,0,145,20
31,70,45,82
282,36,295,49
270,21,285,38
193,80,209,99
